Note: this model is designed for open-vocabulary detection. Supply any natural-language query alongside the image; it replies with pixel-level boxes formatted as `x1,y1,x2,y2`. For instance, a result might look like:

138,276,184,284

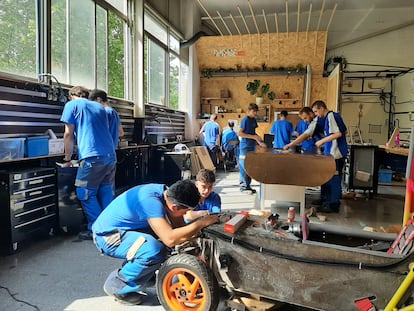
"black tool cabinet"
0,167,57,253
343,144,379,198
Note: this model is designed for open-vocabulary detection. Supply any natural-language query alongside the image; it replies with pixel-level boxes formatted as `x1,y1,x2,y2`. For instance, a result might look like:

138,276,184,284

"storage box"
49,138,64,155
379,169,393,183
0,138,25,161
25,136,49,157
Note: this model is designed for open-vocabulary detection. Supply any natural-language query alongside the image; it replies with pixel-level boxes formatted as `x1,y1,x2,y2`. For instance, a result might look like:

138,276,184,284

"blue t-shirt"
92,184,166,234
105,106,121,146
202,121,220,147
240,116,258,149
222,129,238,150
296,119,314,152
270,119,294,149
60,98,116,160
195,191,221,213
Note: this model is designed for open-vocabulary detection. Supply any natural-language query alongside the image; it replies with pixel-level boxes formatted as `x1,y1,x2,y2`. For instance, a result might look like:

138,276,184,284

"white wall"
328,24,414,145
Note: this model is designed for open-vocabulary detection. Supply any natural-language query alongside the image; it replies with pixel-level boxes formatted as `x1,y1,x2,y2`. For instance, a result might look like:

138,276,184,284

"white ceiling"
195,0,414,51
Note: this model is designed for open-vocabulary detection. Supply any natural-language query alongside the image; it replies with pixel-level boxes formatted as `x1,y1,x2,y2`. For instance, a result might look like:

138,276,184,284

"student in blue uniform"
312,100,348,213
221,121,239,169
89,89,124,147
184,169,221,222
60,86,117,239
238,103,267,193
270,110,294,149
92,179,219,305
285,107,324,154
199,113,221,166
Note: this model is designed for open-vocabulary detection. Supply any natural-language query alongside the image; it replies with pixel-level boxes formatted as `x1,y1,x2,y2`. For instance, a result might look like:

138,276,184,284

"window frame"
143,8,183,110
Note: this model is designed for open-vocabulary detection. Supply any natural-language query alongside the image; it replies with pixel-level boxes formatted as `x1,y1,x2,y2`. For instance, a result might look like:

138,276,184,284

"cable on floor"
0,285,40,311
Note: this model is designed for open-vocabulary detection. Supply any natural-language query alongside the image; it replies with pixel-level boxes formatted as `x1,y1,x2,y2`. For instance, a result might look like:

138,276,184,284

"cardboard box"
49,138,64,154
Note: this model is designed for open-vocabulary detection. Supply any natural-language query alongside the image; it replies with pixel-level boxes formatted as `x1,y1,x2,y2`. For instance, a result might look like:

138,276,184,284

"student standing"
199,113,221,166
270,110,294,149
60,86,117,239
285,107,325,154
238,103,267,193
312,100,348,213
89,89,124,147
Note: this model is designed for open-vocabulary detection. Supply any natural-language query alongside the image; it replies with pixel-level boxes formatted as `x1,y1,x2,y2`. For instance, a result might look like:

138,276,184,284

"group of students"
60,86,223,306
199,100,348,213
61,90,346,305
60,86,123,240
93,169,221,305
284,100,348,213
198,104,267,194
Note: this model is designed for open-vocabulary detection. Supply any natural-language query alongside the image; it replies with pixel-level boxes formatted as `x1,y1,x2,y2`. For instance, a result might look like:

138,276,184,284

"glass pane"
69,0,95,87
179,61,189,111
108,11,124,98
169,34,180,54
96,6,107,90
51,0,67,82
148,40,165,105
106,0,127,15
169,53,179,109
0,0,37,78
144,35,148,104
144,13,167,45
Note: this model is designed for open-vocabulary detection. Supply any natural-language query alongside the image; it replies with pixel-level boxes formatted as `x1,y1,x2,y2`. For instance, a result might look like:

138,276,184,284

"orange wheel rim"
162,267,207,311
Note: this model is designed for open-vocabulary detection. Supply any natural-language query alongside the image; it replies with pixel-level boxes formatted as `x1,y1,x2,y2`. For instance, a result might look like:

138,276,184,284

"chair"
221,139,239,172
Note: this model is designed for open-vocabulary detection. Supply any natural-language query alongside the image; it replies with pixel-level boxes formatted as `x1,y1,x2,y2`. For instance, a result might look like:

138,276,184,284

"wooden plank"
245,150,335,186
192,146,216,172
189,148,202,177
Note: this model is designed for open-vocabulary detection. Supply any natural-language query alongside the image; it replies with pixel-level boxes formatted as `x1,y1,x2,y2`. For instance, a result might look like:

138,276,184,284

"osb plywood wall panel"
311,77,328,104
196,32,328,119
196,32,327,73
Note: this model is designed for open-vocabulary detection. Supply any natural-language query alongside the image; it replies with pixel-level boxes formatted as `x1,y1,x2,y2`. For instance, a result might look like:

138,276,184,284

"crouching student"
92,179,219,305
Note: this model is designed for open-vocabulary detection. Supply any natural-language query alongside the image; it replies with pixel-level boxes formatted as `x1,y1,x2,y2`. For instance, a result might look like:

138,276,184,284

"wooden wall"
195,31,329,137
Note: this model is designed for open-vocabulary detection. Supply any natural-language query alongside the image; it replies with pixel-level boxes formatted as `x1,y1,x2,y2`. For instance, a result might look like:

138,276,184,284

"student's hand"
258,141,267,148
283,144,290,150
185,210,209,221
198,214,220,228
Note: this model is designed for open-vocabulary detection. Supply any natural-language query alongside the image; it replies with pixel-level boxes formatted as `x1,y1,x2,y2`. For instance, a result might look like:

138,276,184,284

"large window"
51,0,126,98
0,0,37,78
144,11,183,109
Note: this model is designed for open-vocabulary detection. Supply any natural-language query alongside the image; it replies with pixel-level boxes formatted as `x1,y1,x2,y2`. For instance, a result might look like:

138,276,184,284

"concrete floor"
0,171,406,311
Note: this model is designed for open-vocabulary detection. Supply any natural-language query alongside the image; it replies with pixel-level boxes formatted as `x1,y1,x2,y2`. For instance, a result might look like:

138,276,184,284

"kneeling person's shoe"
103,270,144,305
112,292,144,305
78,230,93,240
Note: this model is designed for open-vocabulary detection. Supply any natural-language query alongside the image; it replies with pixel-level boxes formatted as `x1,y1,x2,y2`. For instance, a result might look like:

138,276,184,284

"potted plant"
246,79,272,105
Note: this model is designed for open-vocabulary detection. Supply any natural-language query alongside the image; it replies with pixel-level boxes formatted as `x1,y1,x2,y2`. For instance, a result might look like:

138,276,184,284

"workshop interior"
0,0,414,310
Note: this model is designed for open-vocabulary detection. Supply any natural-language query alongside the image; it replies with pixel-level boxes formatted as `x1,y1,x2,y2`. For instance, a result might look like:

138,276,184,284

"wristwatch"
63,158,71,163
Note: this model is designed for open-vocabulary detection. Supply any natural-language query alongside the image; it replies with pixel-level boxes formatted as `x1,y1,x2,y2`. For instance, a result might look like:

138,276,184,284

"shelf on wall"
201,69,306,78
201,97,231,101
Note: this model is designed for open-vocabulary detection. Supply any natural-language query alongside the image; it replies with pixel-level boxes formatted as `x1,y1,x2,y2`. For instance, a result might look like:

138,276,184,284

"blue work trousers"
321,158,345,211
75,154,116,230
239,145,256,188
94,230,167,295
